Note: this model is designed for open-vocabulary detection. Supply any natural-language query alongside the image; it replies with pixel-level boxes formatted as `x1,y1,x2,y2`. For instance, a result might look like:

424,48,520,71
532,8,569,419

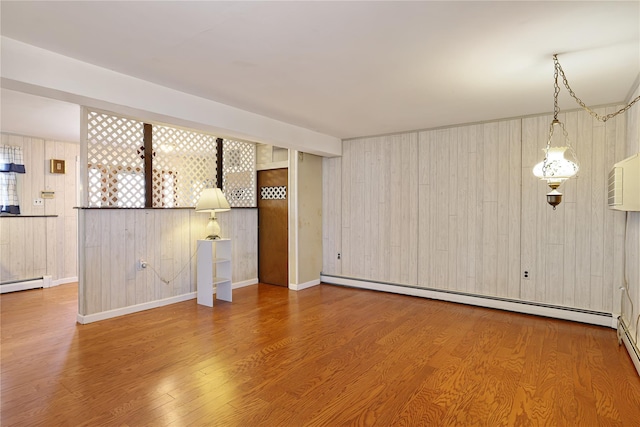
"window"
0,145,26,214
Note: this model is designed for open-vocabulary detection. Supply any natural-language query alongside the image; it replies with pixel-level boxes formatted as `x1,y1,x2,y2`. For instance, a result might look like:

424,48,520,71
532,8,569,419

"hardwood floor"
1,283,639,426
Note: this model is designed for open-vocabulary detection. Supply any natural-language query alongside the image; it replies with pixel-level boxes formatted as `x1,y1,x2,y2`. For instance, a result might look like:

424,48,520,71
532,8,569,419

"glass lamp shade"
532,147,579,186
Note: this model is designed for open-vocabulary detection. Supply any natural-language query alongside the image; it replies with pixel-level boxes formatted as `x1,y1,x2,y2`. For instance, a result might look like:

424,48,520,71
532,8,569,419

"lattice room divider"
222,139,256,207
152,125,217,207
86,110,256,208
87,111,145,207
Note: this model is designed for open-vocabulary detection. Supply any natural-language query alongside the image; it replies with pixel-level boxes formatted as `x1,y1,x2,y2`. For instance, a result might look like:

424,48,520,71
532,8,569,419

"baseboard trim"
233,278,258,289
77,292,197,324
321,274,614,328
289,279,320,291
619,318,640,376
77,278,260,324
52,276,78,287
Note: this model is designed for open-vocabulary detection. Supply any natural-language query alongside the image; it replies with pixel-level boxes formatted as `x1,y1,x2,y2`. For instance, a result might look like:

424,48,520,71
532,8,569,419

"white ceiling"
1,1,639,142
1,89,80,142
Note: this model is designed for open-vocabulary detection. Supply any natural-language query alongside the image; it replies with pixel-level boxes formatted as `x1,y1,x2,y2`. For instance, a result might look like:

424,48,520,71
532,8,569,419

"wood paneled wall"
0,133,78,284
522,110,626,313
339,133,419,285
78,208,257,316
219,208,258,284
0,216,51,283
418,120,522,297
322,156,341,275
324,109,627,313
624,85,640,343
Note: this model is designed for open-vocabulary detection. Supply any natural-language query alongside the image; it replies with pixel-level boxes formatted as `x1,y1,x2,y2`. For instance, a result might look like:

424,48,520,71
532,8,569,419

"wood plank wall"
219,209,258,285
322,156,341,276
0,133,78,284
78,208,257,316
521,110,626,313
418,120,522,297
323,109,627,314
338,133,419,285
624,86,640,344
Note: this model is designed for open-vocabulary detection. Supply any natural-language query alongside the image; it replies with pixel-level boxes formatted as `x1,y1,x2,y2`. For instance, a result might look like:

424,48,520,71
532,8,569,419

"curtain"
0,145,26,173
0,145,26,214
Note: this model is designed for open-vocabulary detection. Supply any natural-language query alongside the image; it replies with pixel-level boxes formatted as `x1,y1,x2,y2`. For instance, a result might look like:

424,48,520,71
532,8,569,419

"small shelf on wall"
0,215,58,218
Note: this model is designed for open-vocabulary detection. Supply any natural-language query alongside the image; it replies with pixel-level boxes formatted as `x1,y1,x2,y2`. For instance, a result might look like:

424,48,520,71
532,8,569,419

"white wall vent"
608,153,640,211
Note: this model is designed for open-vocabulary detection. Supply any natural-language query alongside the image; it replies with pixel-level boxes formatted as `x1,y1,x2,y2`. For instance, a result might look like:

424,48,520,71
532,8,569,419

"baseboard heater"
320,274,615,328
0,276,51,294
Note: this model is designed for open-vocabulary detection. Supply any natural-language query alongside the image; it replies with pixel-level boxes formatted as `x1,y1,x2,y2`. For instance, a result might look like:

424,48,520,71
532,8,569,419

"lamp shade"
195,188,230,213
532,147,579,185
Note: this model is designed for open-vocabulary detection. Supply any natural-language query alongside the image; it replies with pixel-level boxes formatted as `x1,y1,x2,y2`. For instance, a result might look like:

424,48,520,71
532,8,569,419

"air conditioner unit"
608,153,640,211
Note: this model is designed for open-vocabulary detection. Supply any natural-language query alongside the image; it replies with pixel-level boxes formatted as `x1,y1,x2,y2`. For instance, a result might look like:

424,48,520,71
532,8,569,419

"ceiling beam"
1,37,342,157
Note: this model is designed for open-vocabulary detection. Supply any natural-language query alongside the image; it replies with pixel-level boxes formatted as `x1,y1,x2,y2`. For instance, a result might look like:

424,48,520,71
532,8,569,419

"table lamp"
195,188,230,239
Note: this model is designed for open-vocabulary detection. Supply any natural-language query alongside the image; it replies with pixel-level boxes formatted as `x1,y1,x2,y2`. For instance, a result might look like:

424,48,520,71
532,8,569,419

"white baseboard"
52,276,78,287
321,274,614,328
233,278,258,289
619,318,640,376
77,279,259,324
77,292,197,324
0,276,52,293
289,278,320,291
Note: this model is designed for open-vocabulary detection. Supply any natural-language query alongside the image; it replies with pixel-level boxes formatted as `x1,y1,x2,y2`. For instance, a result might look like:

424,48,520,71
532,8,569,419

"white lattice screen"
260,186,287,200
86,110,254,208
152,125,217,207
87,111,145,207
223,139,256,207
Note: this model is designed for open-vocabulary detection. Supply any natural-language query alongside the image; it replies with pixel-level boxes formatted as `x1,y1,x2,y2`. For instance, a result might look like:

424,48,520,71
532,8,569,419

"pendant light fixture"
533,54,640,209
533,55,579,210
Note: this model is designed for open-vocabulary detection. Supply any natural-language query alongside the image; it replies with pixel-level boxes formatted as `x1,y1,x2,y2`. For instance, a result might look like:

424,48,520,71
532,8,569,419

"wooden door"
258,169,288,286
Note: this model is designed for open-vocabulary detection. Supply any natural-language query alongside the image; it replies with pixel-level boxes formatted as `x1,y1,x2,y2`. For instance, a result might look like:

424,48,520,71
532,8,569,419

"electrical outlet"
337,252,341,260
523,270,530,280
138,259,147,270
33,198,44,206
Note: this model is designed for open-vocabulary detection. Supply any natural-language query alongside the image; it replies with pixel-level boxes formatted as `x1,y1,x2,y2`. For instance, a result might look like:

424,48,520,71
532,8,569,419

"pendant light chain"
554,54,640,122
535,53,634,210
543,57,579,179
553,56,561,120
546,57,563,153
542,63,560,174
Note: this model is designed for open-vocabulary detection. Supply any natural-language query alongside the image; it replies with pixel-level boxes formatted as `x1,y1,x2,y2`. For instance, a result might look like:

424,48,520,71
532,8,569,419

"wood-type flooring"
1,283,639,426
